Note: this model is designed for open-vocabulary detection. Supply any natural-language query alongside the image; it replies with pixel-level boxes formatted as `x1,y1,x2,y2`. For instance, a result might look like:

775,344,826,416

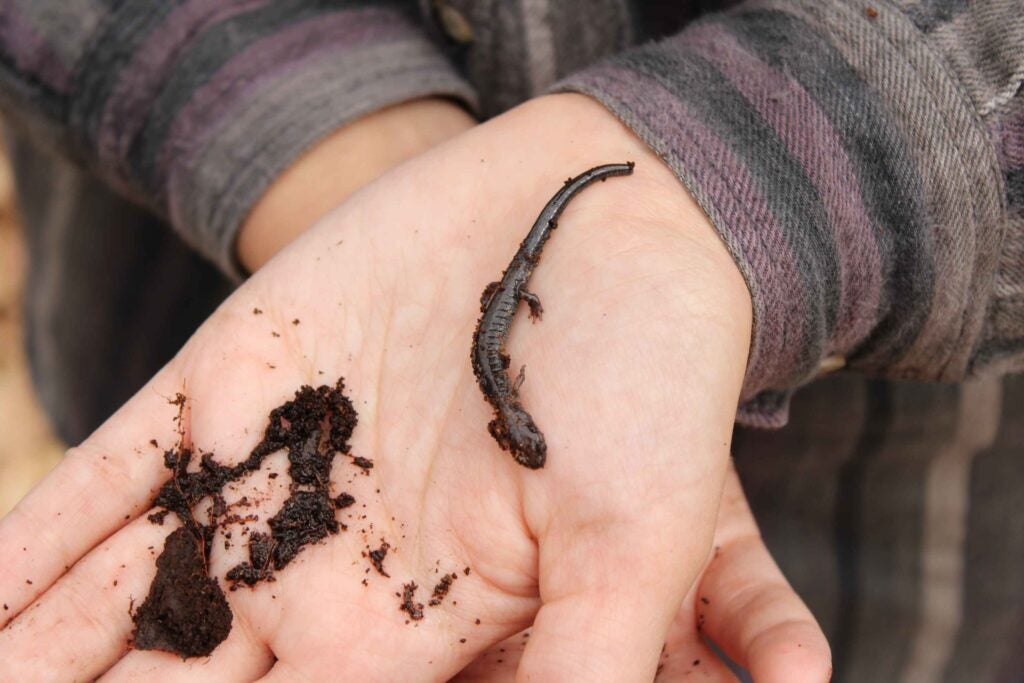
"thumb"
517,474,725,682
696,463,832,682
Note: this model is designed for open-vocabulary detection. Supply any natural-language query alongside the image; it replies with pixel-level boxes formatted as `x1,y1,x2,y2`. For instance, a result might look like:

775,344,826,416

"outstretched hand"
0,94,829,681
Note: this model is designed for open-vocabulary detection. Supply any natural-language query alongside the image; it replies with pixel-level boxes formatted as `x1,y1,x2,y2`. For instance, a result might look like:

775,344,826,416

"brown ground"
0,144,64,517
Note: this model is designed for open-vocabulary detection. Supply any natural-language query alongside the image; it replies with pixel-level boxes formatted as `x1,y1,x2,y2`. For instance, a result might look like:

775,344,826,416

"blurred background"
0,145,63,516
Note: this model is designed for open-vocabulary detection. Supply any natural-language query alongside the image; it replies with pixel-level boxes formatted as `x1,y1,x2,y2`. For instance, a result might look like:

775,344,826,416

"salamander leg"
513,365,526,392
480,282,500,312
522,290,543,320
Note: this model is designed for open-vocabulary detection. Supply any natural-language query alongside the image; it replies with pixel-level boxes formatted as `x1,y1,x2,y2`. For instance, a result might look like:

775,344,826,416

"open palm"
0,95,828,681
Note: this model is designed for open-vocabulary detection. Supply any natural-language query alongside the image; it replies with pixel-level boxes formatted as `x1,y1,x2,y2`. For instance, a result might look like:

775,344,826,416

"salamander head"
502,405,546,469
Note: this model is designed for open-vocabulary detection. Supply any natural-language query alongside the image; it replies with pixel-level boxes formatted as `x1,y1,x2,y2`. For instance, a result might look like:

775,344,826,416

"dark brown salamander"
471,162,635,469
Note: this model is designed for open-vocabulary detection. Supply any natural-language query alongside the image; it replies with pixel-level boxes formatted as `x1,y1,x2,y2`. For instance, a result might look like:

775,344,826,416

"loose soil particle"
368,541,391,577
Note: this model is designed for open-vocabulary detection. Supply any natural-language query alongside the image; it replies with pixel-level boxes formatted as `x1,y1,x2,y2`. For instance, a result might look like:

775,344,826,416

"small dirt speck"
369,542,391,577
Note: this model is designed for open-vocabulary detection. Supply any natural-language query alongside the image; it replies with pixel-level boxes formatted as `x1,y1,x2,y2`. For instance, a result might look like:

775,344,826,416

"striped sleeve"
556,0,1024,427
0,0,476,277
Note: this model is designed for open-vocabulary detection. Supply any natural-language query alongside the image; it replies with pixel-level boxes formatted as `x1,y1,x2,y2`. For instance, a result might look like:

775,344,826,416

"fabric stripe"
975,98,1024,374
916,1,1024,117
831,380,893,679
0,6,72,91
167,39,474,274
733,372,871,640
546,0,632,85
901,0,970,33
95,0,269,176
155,7,408,193
720,6,935,378
559,64,809,425
459,0,530,115
899,377,1002,683
683,22,883,356
10,0,105,65
126,0,364,195
67,0,183,152
943,373,1024,683
519,0,556,94
750,0,1005,382
833,380,961,681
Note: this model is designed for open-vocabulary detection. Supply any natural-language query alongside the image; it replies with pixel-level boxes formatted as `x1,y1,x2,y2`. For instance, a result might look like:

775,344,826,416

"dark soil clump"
333,493,356,509
132,527,232,658
400,582,424,621
135,379,361,658
225,532,275,588
368,541,391,577
265,489,339,569
428,572,457,607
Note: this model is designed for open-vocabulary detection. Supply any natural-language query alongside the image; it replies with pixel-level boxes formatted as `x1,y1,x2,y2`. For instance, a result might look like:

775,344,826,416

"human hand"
0,94,827,681
455,464,830,682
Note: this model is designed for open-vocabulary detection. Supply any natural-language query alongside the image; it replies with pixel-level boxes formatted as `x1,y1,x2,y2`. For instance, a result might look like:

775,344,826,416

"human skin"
0,94,829,681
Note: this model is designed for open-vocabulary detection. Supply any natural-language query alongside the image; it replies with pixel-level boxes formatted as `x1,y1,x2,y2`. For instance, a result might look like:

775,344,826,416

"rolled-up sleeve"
0,1,476,278
556,0,1023,427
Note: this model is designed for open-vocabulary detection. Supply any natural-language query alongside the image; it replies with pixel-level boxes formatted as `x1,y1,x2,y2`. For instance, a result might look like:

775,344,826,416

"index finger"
0,367,185,624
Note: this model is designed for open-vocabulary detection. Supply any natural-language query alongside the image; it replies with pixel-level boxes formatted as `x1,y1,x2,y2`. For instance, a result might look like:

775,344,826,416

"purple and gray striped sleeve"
0,0,477,278
557,0,1024,427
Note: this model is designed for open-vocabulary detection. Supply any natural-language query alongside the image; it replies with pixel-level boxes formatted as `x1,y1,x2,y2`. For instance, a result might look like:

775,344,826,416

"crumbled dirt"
428,573,457,607
333,492,356,509
225,532,275,588
368,541,391,577
134,379,361,657
400,582,424,621
265,489,339,570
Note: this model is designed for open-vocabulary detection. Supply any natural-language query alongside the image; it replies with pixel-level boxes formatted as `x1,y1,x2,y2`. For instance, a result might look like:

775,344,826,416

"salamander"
471,162,635,469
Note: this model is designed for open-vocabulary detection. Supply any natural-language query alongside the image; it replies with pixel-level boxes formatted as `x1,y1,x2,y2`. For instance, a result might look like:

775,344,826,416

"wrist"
503,94,753,361
236,97,476,272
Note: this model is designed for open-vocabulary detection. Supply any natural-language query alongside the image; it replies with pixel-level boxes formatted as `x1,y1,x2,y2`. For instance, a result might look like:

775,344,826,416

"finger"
0,508,265,681
656,616,735,682
516,507,718,683
452,627,527,682
0,368,186,619
0,511,177,679
696,464,831,683
253,660,301,683
100,617,273,682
